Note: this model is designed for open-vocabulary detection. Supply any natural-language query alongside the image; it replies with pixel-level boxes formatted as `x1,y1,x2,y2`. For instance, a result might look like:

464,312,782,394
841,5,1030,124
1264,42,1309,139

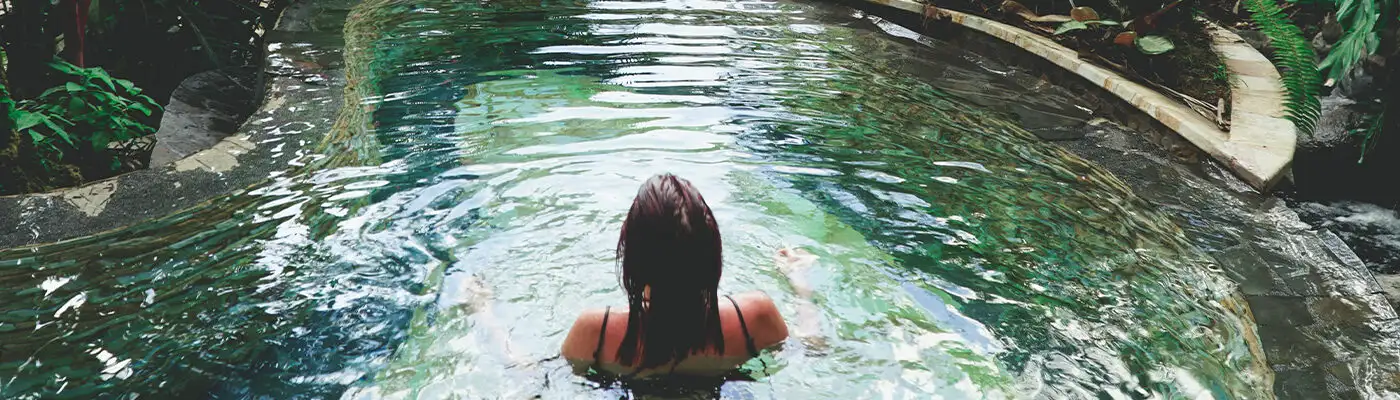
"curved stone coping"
0,0,354,249
862,0,1295,191
1058,120,1400,399
843,2,1399,397
1209,25,1297,190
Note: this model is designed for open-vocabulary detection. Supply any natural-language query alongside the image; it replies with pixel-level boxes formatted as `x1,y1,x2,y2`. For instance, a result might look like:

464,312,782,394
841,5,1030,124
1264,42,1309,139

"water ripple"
0,0,1271,398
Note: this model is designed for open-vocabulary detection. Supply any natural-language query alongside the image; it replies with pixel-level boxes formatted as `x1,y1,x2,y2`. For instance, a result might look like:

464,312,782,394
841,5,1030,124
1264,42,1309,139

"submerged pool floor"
0,0,1290,398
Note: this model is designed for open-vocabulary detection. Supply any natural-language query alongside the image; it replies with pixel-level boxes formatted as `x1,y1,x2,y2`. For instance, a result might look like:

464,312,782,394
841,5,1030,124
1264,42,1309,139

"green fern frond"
1244,0,1324,136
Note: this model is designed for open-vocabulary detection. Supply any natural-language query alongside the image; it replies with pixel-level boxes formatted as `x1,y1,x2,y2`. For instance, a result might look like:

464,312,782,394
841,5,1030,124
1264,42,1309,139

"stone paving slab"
148,68,259,167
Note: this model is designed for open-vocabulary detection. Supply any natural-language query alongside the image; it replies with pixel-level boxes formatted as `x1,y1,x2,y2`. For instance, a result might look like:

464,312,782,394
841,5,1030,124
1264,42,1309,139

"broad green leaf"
97,74,117,91
65,82,84,92
1337,0,1357,19
92,91,123,105
42,119,73,146
1135,35,1175,55
49,62,79,74
15,112,43,131
27,129,45,144
1054,21,1089,35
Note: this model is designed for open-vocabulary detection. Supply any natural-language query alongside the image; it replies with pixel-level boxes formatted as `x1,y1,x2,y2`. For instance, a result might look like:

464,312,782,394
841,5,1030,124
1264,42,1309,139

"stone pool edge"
0,1,351,249
856,0,1295,192
840,1,1400,397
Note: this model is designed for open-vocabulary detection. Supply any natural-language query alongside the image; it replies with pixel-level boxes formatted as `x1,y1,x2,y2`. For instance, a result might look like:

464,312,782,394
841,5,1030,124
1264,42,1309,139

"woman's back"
560,174,817,381
562,291,787,377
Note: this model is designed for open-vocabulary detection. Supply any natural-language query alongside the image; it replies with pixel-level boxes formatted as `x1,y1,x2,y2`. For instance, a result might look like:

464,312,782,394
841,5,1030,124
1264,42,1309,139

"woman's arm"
775,248,821,340
458,274,527,365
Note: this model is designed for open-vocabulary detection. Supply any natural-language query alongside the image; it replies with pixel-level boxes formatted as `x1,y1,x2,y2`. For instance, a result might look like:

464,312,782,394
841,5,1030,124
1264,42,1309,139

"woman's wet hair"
616,173,724,370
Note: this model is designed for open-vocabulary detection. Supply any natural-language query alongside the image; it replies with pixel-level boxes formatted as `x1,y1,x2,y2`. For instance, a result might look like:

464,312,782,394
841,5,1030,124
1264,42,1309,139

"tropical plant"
2,0,279,193
1,49,78,195
11,60,162,170
1311,0,1397,83
1302,0,1397,160
1244,0,1324,135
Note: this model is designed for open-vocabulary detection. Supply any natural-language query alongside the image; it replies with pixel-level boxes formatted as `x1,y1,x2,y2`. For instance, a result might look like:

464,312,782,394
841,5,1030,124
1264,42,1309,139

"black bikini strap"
724,295,760,357
593,306,611,366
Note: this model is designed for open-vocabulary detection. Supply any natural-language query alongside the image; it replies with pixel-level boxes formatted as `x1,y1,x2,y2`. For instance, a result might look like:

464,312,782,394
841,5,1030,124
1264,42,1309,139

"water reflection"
2,0,1271,398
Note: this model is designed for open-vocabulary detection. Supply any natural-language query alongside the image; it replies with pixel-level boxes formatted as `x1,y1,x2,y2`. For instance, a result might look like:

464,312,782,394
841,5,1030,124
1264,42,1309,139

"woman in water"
561,173,819,377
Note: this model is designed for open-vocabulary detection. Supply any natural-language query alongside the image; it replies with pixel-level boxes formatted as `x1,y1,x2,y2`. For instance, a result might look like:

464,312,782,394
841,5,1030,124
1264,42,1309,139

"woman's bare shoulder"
729,291,789,347
730,290,777,311
561,307,614,360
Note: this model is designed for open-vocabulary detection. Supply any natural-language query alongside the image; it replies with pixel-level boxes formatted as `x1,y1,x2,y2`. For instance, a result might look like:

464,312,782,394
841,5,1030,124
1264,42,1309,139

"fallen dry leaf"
1114,31,1138,46
1070,6,1100,22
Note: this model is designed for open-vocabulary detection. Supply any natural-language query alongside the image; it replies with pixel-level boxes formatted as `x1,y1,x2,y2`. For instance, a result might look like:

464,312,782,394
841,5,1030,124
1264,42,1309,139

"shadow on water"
0,0,1301,398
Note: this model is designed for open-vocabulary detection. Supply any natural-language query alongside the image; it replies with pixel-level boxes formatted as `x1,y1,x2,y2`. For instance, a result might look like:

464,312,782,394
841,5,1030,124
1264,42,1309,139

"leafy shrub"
10,61,162,170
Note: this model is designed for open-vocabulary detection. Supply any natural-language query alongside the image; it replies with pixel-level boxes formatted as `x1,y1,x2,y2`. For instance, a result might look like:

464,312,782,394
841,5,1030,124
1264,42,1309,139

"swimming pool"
0,0,1273,398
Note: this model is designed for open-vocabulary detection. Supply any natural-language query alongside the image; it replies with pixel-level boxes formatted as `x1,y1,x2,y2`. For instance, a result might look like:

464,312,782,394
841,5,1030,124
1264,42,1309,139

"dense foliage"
1,59,162,193
1276,0,1397,157
1313,0,1396,83
1320,0,1397,160
1,50,37,194
13,62,162,172
0,0,284,194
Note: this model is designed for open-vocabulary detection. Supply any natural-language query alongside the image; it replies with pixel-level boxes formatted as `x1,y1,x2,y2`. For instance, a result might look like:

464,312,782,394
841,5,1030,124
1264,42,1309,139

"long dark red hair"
615,173,725,369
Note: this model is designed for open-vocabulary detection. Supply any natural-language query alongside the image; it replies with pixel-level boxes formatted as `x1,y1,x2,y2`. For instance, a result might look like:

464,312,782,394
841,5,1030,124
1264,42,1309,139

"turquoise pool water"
0,0,1272,398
